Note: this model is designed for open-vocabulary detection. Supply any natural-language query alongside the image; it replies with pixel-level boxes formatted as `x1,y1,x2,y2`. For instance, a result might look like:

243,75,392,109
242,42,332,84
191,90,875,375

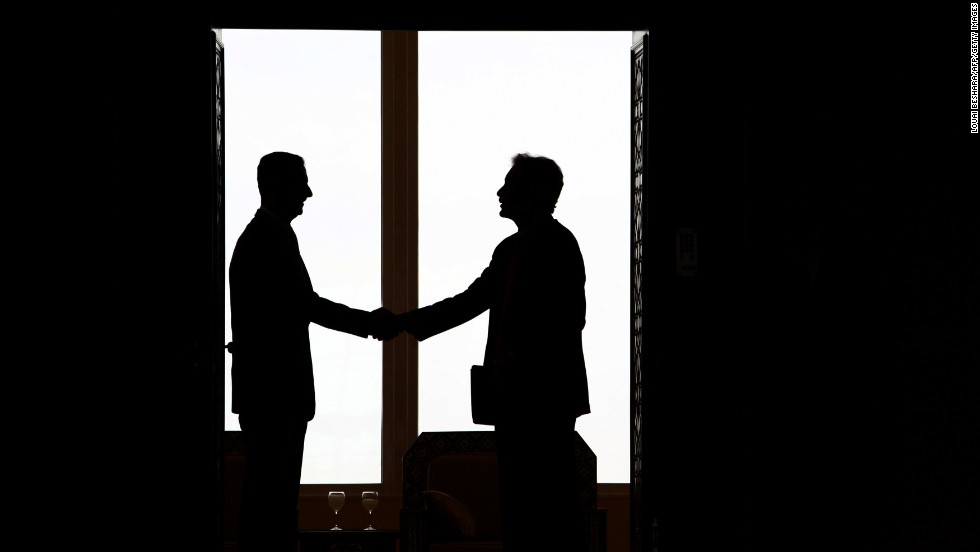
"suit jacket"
407,217,591,422
229,207,372,421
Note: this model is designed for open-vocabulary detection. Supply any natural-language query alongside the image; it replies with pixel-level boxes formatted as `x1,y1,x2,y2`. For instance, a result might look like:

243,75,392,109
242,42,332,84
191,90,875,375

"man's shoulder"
231,213,290,260
552,218,577,237
232,216,264,249
239,211,292,241
542,219,582,251
489,231,520,257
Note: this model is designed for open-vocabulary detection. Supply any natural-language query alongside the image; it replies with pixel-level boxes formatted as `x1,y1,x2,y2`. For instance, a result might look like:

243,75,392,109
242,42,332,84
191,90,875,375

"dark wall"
636,8,747,551
640,5,978,552
748,8,978,552
75,14,218,551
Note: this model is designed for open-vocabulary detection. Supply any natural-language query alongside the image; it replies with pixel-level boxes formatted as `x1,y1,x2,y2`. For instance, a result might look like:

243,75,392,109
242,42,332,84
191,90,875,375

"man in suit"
229,151,398,552
399,153,591,552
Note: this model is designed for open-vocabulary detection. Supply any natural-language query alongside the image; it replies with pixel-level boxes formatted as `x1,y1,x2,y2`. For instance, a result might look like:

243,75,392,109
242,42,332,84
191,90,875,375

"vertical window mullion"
381,30,419,496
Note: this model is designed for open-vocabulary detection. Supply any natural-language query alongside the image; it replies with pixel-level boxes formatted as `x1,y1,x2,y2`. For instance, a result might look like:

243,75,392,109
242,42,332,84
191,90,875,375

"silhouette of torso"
229,207,370,421
411,217,590,421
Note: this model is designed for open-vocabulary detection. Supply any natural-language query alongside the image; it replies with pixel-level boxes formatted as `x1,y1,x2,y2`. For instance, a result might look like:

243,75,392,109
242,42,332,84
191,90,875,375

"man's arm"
309,297,403,341
308,295,370,337
399,242,506,340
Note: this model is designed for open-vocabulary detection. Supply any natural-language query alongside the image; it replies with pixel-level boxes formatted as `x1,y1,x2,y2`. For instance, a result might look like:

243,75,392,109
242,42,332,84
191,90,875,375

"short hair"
257,151,305,196
511,152,564,213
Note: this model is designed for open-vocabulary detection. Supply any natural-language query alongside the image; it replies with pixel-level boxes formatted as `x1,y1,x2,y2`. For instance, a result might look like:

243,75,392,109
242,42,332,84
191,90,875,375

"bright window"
222,29,382,484
417,31,632,483
222,29,631,484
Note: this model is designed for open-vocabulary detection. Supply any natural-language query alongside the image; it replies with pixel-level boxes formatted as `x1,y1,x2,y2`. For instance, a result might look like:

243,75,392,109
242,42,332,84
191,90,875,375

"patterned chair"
400,431,607,552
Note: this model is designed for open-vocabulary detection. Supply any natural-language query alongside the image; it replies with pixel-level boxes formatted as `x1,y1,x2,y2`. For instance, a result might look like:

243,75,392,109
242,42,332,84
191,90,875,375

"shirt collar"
258,205,293,231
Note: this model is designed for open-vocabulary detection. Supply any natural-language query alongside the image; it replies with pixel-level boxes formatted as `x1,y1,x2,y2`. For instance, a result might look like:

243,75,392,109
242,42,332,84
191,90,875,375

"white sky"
222,29,633,483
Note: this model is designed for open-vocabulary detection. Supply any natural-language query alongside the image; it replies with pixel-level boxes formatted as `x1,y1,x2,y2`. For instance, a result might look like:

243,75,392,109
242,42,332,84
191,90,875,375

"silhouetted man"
400,153,590,552
229,151,397,552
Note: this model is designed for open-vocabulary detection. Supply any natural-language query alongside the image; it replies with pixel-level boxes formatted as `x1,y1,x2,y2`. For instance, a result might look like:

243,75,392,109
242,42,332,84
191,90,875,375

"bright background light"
223,29,631,484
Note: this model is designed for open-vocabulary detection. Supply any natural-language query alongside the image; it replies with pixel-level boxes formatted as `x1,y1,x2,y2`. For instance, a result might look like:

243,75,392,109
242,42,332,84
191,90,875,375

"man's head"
257,151,312,221
497,153,564,223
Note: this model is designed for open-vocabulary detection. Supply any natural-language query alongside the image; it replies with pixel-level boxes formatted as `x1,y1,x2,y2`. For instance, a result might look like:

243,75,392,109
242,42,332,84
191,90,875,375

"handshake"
367,308,414,341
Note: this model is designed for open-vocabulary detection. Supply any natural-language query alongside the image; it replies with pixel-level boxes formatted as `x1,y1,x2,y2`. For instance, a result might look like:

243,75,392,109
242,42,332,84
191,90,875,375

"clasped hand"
368,308,415,341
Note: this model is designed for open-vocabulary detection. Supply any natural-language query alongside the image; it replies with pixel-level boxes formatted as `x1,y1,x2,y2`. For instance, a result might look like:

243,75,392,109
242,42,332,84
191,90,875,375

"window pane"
418,31,632,483
222,29,382,484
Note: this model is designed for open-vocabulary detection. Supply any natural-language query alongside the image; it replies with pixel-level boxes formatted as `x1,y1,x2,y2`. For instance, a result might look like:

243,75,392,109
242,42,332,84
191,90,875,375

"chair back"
402,431,598,510
401,430,604,552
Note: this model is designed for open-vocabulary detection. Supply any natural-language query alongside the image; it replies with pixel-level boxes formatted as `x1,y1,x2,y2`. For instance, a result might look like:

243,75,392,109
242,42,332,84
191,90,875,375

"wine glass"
361,491,379,530
328,491,345,530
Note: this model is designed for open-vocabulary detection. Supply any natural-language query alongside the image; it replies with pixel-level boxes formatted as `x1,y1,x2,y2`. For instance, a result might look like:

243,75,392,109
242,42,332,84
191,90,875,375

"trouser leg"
496,415,582,552
237,415,308,552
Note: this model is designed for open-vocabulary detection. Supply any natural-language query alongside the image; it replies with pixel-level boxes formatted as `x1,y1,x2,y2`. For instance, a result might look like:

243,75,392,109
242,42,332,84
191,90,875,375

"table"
297,529,399,552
